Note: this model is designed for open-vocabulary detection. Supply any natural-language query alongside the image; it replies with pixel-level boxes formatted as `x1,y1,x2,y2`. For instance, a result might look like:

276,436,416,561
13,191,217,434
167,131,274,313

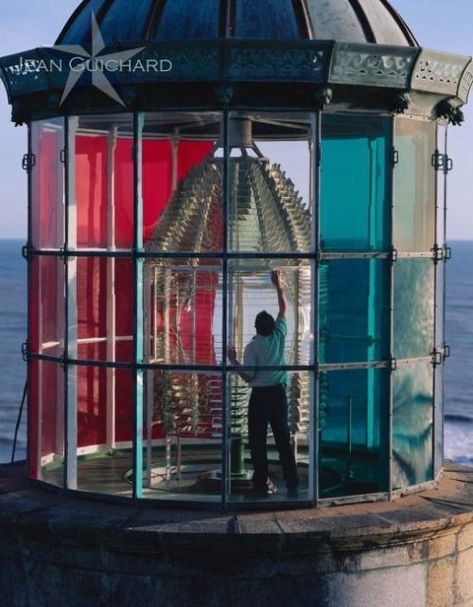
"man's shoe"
252,480,277,497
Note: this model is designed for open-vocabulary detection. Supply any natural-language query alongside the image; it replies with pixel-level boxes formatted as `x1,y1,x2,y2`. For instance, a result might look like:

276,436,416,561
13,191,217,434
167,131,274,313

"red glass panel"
29,256,64,355
31,120,65,250
75,135,108,248
29,359,64,483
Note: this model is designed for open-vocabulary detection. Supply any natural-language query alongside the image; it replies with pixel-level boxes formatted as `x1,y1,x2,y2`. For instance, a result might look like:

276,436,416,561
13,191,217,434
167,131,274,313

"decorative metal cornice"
411,50,470,97
329,43,419,88
0,40,471,122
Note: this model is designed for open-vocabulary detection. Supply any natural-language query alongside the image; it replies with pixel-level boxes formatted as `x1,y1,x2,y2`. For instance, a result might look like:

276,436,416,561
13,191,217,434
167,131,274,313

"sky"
0,0,472,239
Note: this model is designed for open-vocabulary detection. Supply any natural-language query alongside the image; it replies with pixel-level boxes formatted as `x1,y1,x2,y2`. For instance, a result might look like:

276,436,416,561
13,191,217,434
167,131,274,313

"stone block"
427,557,455,607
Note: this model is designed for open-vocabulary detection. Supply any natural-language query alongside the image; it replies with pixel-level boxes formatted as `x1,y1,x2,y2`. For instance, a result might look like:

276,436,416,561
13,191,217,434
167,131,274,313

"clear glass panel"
228,260,313,367
31,119,65,250
69,257,133,363
31,359,64,486
393,259,435,359
318,259,390,364
72,366,134,496
229,112,313,254
392,362,434,489
434,364,444,477
74,114,134,250
393,118,436,252
436,124,447,246
29,256,64,356
321,115,391,252
226,371,313,504
144,259,222,366
436,261,445,350
319,368,388,498
143,112,220,252
142,370,222,503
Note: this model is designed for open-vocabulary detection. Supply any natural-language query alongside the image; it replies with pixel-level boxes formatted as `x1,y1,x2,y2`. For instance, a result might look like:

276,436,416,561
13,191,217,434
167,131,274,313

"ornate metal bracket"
436,99,464,126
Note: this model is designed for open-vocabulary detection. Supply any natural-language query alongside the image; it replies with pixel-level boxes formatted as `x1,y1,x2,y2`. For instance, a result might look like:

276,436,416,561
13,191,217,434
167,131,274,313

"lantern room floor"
40,445,380,504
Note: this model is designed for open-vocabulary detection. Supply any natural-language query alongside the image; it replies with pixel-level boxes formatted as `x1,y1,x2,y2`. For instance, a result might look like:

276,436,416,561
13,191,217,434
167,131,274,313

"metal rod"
11,381,28,464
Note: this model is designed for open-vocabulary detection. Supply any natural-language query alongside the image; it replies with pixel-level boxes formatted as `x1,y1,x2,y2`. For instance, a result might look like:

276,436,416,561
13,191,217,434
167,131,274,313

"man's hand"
227,346,238,365
271,269,284,291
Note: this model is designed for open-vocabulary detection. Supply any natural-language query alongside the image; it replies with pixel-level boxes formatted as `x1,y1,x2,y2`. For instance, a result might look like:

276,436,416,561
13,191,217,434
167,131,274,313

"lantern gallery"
0,0,471,509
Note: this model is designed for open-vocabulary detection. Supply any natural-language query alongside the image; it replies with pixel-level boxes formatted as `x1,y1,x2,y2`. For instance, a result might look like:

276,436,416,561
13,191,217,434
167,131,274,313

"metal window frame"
26,108,445,511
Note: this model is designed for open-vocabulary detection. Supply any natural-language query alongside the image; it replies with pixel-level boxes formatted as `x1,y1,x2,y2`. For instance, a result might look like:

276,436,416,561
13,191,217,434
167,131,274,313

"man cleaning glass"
227,270,299,498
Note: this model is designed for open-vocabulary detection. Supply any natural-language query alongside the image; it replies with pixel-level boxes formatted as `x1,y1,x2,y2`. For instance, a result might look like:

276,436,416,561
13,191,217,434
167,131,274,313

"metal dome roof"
57,0,418,47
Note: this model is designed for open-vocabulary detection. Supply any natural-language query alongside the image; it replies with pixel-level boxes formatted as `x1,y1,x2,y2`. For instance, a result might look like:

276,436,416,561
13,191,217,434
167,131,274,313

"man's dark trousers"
248,383,299,490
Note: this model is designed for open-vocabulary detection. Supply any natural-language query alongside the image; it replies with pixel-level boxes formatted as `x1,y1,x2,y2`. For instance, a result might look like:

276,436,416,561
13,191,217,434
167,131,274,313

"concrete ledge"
1,462,473,606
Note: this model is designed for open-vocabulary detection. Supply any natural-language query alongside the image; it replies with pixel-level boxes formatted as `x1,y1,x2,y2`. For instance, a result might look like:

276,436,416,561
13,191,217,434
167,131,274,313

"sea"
0,239,472,465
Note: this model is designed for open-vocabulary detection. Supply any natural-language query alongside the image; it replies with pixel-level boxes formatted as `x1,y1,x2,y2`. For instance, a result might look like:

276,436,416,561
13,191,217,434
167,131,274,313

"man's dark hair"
255,311,275,336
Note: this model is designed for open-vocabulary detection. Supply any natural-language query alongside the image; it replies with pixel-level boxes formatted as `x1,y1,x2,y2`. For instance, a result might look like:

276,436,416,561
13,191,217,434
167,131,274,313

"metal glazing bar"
26,123,34,477
319,252,390,260
312,110,321,507
28,249,318,260
222,109,229,509
106,126,118,451
65,116,79,490
432,124,441,477
133,112,145,501
441,125,449,469
388,118,395,501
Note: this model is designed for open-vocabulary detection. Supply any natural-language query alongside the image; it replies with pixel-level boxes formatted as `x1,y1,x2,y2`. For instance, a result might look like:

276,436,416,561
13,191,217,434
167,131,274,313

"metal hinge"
444,245,452,261
59,245,67,264
390,357,397,372
445,155,454,173
390,248,399,263
60,149,67,165
21,244,29,260
432,350,443,367
443,344,451,359
431,150,445,171
21,342,28,362
432,244,444,264
392,148,399,166
22,153,36,172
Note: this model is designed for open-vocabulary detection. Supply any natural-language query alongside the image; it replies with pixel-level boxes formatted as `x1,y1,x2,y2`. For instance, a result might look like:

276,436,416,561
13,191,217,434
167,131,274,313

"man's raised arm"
271,270,287,319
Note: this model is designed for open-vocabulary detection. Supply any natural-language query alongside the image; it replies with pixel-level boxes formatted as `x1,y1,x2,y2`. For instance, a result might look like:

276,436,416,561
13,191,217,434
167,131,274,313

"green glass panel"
319,368,389,497
393,118,436,252
321,115,391,252
393,259,435,359
319,259,390,364
392,362,433,489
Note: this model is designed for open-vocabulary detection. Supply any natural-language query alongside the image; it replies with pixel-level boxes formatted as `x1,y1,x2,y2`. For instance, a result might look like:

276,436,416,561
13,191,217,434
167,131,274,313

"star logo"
54,12,145,106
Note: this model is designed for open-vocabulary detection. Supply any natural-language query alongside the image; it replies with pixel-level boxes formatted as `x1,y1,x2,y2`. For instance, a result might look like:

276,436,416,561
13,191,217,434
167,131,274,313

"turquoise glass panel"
319,368,389,497
320,115,391,252
393,259,435,359
392,362,433,489
393,118,436,252
319,259,390,364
